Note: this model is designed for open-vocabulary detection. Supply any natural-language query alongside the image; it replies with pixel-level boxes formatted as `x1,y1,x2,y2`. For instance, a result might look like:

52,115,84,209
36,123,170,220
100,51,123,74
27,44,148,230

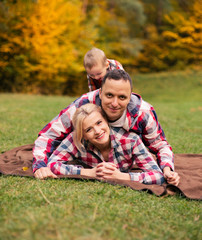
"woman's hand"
81,162,130,181
95,162,116,178
80,167,98,178
80,163,116,179
96,162,130,181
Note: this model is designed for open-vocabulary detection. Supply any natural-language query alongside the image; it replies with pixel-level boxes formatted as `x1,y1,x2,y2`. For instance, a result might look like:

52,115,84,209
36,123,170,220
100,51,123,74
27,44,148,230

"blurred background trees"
0,0,201,95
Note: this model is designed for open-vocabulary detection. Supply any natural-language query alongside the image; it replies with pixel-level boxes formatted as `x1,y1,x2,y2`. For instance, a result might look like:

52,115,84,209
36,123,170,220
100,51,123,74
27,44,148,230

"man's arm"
34,167,57,179
32,90,99,175
128,136,165,185
138,106,174,170
137,104,180,185
32,105,76,173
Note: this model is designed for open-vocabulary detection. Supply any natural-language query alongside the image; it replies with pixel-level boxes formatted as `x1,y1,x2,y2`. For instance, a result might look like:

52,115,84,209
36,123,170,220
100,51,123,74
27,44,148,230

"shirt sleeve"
32,93,92,173
140,107,174,171
108,59,124,70
87,75,96,91
114,60,124,70
47,136,83,175
129,136,165,185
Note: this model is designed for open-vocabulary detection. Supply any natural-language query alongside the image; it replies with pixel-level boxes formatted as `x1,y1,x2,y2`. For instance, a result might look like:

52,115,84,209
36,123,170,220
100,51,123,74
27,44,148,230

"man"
33,70,179,185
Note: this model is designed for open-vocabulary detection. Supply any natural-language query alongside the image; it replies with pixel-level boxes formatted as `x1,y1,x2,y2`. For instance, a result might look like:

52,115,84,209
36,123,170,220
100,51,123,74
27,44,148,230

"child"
84,47,124,91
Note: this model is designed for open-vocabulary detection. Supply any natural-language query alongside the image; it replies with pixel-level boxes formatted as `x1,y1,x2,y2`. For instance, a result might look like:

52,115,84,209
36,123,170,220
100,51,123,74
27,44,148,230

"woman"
47,104,165,185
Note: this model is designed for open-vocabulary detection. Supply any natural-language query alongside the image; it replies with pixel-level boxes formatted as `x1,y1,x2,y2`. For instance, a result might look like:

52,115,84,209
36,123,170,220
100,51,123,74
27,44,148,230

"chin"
109,115,120,121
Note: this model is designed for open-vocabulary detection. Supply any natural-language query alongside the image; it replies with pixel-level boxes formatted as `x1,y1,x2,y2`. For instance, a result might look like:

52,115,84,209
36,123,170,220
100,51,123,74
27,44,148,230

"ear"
99,88,102,99
105,60,109,68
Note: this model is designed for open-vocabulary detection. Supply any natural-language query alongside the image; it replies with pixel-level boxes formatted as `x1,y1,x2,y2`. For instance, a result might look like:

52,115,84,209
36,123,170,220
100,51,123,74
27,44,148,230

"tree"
133,0,202,72
162,0,202,67
0,0,98,94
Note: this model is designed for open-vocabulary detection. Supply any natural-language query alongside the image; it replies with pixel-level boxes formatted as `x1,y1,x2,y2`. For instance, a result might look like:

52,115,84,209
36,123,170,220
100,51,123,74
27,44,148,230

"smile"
96,132,105,139
109,107,120,112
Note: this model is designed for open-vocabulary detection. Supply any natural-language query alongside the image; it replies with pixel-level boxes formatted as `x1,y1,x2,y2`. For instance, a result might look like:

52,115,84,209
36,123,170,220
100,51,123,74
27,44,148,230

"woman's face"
82,111,110,149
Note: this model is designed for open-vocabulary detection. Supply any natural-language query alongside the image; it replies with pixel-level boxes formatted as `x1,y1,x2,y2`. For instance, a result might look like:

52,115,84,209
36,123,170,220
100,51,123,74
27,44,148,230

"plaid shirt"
33,90,174,172
87,59,124,91
47,128,164,185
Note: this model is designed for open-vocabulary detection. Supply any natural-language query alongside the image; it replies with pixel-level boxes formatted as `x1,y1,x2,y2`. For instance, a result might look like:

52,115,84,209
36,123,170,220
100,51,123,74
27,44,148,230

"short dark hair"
102,69,133,90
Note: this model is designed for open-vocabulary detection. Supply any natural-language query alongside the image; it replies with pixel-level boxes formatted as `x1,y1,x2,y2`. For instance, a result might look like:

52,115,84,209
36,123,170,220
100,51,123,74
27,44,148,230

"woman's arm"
47,148,84,176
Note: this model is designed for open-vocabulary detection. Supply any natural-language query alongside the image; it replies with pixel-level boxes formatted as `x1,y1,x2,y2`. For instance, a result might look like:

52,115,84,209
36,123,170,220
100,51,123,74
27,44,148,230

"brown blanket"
0,144,201,200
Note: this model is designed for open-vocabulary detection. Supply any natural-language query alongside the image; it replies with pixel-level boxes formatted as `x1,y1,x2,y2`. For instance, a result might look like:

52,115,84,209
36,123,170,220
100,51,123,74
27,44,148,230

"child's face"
86,61,108,81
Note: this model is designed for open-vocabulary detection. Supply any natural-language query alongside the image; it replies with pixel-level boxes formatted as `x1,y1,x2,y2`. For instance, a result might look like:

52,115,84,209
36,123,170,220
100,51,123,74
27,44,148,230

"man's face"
86,61,108,81
99,78,131,121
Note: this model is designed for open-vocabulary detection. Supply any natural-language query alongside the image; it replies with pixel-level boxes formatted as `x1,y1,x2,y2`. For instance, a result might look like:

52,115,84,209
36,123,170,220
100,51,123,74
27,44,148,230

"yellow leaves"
0,44,12,53
180,26,195,35
162,31,179,41
164,13,185,27
0,61,8,68
162,0,202,58
0,0,97,94
144,25,159,41
181,37,194,45
14,0,90,83
193,1,202,19
22,167,29,171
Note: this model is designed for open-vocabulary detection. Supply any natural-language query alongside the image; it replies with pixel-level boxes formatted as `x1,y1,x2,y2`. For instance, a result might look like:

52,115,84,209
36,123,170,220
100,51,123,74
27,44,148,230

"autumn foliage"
0,0,201,95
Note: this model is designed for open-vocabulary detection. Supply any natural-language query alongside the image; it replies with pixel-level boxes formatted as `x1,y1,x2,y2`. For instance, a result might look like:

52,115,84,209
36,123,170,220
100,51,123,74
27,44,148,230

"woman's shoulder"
111,127,140,142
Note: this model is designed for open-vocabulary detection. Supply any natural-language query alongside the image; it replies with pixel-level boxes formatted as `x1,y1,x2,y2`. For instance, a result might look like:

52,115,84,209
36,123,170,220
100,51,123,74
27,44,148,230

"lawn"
0,70,201,240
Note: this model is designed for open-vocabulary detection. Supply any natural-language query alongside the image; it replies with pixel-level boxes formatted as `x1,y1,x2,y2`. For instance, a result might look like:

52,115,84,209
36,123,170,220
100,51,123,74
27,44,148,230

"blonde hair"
72,103,107,151
83,47,107,70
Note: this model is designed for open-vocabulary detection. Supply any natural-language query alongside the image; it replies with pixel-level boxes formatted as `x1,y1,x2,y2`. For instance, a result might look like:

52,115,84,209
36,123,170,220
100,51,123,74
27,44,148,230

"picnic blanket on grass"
0,144,201,200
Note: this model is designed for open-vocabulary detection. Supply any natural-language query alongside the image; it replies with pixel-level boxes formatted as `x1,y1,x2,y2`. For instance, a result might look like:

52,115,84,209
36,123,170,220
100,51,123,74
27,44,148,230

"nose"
94,75,102,80
94,126,101,134
111,97,118,107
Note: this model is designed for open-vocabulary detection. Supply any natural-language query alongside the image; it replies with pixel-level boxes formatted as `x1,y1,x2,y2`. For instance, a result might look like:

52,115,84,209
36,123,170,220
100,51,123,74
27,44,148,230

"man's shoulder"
73,90,100,106
128,93,153,114
59,90,100,121
111,127,140,142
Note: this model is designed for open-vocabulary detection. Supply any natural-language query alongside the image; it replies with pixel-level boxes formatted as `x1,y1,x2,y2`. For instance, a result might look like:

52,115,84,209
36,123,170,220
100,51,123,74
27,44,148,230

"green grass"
0,69,202,240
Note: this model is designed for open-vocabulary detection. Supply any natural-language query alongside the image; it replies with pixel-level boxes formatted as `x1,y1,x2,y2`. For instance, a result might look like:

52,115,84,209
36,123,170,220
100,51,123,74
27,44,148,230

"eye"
106,93,113,98
119,95,126,100
97,120,102,125
86,127,92,133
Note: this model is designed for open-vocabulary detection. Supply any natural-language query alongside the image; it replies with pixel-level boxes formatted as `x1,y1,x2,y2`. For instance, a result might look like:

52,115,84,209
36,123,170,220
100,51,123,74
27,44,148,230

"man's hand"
163,167,180,186
34,167,58,180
